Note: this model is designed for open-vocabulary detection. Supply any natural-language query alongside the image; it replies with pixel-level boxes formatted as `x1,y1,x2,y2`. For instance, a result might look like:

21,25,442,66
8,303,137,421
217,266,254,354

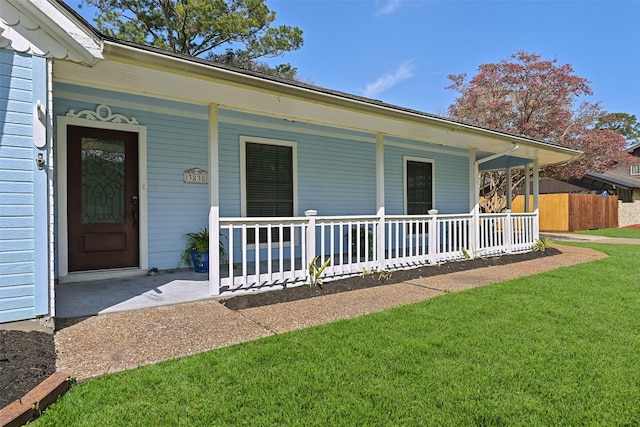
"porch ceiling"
54,42,580,168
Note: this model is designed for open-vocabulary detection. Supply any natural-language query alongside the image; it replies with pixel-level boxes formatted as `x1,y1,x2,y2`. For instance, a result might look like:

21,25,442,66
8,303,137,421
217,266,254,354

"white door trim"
56,105,148,279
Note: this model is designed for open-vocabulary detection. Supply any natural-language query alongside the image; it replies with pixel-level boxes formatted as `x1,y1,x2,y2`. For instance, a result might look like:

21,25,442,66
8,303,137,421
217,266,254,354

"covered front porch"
209,155,544,296
53,206,532,318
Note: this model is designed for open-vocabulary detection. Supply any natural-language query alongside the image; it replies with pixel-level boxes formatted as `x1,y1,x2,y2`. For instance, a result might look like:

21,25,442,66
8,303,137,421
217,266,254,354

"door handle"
131,195,139,228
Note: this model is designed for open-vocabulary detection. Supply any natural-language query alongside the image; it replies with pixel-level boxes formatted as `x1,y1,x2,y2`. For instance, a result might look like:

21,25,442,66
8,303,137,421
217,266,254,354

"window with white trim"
241,137,296,243
405,159,434,214
246,142,293,218
631,164,640,176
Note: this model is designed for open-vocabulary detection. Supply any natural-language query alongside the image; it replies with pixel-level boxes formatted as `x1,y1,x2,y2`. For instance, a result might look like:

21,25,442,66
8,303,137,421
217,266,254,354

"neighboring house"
0,0,580,324
536,143,640,226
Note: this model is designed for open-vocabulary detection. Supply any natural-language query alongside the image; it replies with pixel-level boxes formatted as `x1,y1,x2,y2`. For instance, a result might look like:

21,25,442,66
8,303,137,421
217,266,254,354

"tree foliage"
81,0,304,78
446,51,636,210
595,112,640,146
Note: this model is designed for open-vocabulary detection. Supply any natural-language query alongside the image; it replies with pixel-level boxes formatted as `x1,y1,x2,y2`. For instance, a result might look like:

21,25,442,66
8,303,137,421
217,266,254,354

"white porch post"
524,163,531,213
428,211,438,264
305,210,317,266
506,167,513,210
504,166,513,253
470,150,480,250
376,132,386,270
533,157,540,240
504,209,513,253
208,104,220,295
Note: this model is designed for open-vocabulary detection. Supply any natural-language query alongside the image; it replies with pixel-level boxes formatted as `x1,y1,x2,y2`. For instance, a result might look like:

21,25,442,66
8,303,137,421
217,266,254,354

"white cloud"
375,0,403,16
363,61,415,98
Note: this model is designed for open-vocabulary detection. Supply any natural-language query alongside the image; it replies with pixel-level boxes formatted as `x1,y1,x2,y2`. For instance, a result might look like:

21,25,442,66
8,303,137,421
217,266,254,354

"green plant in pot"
180,228,227,273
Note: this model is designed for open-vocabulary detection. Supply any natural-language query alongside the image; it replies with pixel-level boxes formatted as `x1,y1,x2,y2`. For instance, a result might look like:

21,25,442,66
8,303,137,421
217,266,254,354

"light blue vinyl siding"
219,110,377,217
0,50,47,323
384,139,471,215
53,84,472,273
54,84,210,271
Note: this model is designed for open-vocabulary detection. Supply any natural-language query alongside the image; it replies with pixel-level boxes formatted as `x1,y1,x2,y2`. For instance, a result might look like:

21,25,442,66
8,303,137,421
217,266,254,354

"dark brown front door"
67,126,139,272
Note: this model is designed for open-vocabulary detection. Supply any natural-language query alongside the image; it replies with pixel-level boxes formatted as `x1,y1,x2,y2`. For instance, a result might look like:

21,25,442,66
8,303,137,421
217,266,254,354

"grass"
36,243,640,426
573,227,640,238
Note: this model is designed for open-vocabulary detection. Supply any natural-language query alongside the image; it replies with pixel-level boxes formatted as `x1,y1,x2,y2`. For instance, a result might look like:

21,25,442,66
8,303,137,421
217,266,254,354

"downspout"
473,144,519,249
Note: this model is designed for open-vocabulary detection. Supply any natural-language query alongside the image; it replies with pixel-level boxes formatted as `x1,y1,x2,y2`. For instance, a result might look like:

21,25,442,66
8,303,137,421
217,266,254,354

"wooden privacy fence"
513,193,618,232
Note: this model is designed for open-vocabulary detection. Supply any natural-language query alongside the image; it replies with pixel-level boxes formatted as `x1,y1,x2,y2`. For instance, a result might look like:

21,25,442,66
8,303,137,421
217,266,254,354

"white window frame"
630,164,640,176
403,156,435,214
239,136,298,248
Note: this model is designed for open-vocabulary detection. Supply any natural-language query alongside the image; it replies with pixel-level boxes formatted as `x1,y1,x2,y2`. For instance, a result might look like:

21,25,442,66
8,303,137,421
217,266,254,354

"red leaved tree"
446,51,635,211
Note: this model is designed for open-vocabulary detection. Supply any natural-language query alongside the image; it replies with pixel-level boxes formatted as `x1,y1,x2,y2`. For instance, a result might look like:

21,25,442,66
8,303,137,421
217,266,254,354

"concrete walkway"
541,232,640,245
55,243,606,382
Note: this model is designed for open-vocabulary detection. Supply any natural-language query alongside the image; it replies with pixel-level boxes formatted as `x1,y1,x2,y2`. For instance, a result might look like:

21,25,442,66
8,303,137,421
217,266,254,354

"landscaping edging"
0,372,72,427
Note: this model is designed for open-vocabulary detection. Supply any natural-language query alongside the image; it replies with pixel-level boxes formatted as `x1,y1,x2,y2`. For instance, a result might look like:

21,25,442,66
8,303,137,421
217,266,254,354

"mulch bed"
221,248,562,310
0,247,560,410
0,330,56,409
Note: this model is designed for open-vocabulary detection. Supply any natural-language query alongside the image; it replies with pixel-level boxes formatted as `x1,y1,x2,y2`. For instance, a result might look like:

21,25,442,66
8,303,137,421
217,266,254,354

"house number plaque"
183,168,209,184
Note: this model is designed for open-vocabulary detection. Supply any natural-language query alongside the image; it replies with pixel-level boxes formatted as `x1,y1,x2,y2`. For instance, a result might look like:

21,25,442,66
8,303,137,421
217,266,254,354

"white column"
506,167,513,210
533,158,539,212
504,209,513,254
471,151,480,250
524,163,531,213
376,133,386,270
469,149,477,212
208,104,220,295
533,157,540,240
428,210,438,264
305,210,317,266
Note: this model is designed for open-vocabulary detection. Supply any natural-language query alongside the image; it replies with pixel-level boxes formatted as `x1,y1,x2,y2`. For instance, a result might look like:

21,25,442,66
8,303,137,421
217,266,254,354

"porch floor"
55,270,212,318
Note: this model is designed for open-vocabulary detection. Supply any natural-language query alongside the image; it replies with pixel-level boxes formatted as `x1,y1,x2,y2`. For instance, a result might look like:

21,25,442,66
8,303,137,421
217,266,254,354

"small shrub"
532,237,552,252
308,256,331,287
378,269,395,281
462,247,483,259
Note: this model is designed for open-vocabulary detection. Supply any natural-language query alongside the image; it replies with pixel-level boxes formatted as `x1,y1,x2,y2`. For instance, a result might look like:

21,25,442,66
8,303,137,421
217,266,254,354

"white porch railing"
217,210,538,294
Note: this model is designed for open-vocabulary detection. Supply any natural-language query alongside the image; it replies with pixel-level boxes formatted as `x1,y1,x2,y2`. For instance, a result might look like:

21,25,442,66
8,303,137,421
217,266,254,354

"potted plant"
180,228,227,273
181,228,210,273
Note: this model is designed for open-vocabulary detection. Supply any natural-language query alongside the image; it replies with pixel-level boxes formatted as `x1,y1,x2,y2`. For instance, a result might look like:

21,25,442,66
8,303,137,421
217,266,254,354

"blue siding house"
0,0,580,324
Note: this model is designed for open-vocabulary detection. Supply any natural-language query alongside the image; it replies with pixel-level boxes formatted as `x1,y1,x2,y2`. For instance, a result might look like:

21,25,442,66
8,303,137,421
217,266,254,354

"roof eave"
101,41,580,167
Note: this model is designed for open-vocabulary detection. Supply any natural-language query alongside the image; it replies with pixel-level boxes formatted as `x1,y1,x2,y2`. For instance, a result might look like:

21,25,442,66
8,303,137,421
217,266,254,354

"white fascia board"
4,0,102,65
58,41,580,167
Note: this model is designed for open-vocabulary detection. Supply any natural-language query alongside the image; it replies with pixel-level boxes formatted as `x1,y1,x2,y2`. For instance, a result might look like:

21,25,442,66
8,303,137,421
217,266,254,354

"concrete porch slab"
55,270,213,318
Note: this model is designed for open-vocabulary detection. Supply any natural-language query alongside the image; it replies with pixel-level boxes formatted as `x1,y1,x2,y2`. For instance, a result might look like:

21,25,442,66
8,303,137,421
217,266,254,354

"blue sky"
72,0,639,120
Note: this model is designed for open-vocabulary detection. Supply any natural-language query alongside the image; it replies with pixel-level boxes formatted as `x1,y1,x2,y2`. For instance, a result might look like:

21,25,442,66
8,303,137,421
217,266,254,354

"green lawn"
574,227,640,238
36,243,640,426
